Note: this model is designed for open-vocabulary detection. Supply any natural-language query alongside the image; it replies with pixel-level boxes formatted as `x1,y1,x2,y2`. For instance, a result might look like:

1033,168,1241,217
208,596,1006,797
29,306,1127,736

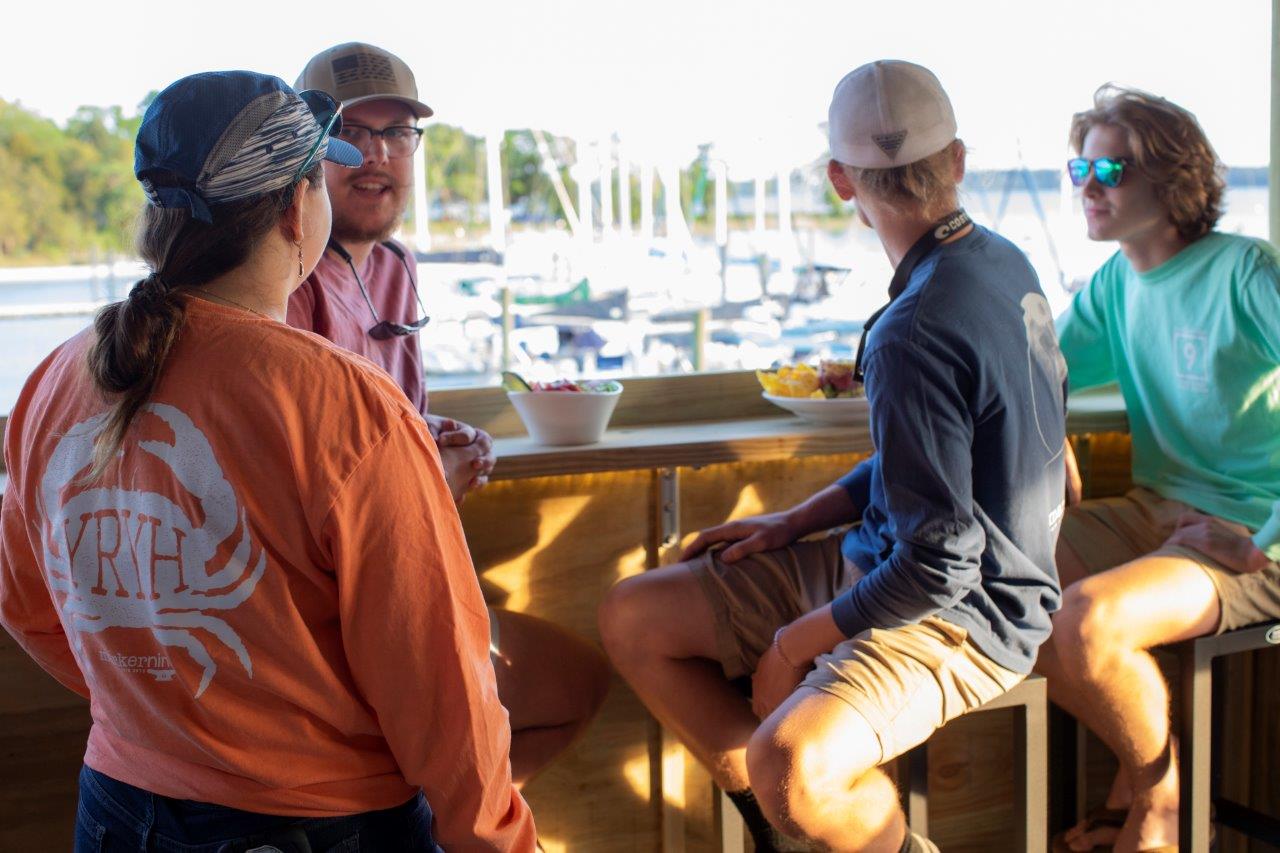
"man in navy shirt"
600,60,1067,852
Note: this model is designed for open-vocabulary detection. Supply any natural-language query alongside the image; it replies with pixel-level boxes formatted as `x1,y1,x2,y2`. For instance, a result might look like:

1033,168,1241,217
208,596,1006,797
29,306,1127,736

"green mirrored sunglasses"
1067,156,1130,188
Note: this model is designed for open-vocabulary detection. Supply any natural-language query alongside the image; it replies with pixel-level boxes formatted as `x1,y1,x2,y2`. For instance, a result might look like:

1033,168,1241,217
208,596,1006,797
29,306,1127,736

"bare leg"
598,563,762,790
490,609,611,786
1035,535,1134,843
748,687,905,853
1048,555,1220,852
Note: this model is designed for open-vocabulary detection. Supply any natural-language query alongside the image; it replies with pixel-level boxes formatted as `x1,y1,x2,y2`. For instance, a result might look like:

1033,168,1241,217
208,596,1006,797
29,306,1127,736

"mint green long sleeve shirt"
1057,232,1280,562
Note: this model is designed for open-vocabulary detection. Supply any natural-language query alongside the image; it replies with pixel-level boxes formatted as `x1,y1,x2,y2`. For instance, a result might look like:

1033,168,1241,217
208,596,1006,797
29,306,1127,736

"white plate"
763,392,869,425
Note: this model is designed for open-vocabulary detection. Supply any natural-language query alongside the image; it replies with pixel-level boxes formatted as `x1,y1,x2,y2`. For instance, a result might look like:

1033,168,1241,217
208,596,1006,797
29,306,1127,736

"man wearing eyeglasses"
1040,87,1280,853
289,43,488,504
290,42,610,793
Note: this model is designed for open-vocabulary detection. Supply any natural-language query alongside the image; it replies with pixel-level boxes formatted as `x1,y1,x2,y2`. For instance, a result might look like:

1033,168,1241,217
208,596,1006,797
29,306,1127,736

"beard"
329,177,410,244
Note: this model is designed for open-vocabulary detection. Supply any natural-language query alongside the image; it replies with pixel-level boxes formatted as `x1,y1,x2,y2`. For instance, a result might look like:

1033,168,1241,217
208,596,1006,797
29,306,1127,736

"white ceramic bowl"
508,386,624,445
763,392,869,425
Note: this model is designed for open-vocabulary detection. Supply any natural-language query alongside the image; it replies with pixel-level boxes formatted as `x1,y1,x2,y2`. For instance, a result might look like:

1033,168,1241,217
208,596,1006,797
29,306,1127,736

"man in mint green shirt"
1040,86,1280,853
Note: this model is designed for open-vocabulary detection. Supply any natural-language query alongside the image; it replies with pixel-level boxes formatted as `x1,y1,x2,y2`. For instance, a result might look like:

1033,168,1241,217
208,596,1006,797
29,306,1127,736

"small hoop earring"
296,242,304,278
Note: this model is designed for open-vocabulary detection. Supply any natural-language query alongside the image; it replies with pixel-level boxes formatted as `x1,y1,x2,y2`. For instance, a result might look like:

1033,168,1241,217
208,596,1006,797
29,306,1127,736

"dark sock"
725,788,781,853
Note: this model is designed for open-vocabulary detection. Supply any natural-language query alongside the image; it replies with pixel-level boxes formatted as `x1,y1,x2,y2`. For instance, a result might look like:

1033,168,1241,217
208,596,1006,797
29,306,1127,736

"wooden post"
413,136,431,251
486,130,505,251
618,138,632,238
500,286,513,372
1271,0,1280,245
599,137,613,239
640,162,655,241
693,307,710,372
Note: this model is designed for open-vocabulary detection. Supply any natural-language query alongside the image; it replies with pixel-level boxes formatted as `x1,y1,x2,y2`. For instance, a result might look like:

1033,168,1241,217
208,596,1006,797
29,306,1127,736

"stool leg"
1179,646,1213,853
1021,688,1049,853
903,742,929,835
716,785,747,853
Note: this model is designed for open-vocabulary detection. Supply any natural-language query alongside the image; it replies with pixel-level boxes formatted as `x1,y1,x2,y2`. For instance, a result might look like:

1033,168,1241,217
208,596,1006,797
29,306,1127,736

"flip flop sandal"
901,831,941,853
1050,806,1128,853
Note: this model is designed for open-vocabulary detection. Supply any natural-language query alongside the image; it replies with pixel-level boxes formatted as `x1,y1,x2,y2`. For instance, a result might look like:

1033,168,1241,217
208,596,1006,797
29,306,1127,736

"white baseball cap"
827,60,957,169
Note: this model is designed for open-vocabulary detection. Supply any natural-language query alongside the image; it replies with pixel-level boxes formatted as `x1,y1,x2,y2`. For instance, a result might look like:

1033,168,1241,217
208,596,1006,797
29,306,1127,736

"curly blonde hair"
1070,85,1224,242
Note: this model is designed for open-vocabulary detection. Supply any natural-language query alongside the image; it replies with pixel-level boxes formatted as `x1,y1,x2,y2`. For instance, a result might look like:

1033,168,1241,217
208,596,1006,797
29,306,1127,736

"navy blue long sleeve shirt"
833,226,1067,674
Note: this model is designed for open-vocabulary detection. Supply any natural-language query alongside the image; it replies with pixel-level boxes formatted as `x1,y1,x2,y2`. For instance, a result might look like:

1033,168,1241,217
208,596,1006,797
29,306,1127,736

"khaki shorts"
1059,487,1280,634
690,534,1024,765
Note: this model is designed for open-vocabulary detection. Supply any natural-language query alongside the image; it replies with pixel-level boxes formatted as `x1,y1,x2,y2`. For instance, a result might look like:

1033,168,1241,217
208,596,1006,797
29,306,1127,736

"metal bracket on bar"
659,468,680,548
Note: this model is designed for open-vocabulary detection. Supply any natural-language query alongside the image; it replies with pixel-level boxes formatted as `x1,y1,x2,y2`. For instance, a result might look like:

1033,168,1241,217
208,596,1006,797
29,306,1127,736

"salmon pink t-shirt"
0,297,534,851
288,242,428,416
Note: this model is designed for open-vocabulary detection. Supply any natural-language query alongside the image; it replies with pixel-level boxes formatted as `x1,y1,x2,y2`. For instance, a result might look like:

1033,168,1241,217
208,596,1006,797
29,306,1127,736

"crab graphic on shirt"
38,404,265,698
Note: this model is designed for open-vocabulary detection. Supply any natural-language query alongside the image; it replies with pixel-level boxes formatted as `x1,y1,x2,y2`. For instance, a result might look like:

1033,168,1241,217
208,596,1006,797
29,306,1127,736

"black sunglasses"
328,239,430,339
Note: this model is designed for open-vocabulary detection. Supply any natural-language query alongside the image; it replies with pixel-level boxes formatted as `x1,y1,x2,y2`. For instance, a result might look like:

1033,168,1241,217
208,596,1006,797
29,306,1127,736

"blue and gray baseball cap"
134,70,363,223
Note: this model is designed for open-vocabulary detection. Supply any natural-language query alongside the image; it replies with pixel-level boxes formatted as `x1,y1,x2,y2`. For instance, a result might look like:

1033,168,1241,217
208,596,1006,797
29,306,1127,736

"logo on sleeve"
1173,329,1209,392
39,404,265,698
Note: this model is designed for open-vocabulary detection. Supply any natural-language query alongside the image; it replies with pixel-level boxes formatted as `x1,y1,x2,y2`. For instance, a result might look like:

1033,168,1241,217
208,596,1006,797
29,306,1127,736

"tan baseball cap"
296,42,433,118
828,60,956,169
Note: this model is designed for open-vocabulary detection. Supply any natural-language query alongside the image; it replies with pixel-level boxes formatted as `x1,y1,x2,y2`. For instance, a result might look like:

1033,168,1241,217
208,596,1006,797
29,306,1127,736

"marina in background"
1,180,1268,414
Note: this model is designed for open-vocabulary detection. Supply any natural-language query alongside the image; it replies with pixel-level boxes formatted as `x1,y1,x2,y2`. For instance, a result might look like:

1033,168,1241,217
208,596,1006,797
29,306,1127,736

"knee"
1055,580,1127,675
597,575,656,665
745,727,812,838
746,724,877,842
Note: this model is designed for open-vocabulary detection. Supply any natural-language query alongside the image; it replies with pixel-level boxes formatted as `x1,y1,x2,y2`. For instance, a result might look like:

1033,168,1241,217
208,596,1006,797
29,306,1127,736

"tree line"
0,97,590,265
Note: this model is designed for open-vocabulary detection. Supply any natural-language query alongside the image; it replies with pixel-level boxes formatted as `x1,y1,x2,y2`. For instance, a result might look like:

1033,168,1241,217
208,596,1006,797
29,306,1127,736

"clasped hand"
428,416,495,503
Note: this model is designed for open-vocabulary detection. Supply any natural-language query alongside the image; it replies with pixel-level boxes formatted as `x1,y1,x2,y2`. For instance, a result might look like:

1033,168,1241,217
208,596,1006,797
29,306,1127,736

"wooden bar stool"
1058,622,1280,853
1177,621,1280,853
898,674,1049,853
714,675,1049,851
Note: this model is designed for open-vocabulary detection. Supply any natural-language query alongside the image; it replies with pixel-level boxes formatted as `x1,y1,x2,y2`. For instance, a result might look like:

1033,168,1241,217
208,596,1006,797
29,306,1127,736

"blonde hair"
839,139,963,220
1070,85,1224,242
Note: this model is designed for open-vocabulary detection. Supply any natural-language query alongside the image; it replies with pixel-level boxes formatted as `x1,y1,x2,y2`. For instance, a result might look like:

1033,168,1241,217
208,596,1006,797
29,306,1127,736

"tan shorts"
690,535,1024,765
1059,487,1280,634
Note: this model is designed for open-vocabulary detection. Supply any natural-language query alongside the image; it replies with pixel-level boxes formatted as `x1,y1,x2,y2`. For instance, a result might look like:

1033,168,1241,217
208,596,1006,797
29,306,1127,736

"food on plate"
502,371,620,394
756,360,863,399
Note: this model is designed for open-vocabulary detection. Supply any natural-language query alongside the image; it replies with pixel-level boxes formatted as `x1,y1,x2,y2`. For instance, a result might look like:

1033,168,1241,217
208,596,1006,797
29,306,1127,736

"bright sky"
3,0,1270,175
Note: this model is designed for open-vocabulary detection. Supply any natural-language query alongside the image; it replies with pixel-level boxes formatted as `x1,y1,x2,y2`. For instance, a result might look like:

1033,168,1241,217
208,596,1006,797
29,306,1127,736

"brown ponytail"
85,164,323,480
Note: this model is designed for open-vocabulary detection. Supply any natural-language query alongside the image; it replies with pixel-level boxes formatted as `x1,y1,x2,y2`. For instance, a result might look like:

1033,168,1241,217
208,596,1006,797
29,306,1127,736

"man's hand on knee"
681,512,798,563
1168,511,1277,574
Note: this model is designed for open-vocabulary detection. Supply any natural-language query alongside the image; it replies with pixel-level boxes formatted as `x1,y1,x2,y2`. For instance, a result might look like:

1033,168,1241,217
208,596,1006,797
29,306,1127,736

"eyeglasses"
1067,156,1131,189
293,90,345,183
336,124,424,159
328,239,431,339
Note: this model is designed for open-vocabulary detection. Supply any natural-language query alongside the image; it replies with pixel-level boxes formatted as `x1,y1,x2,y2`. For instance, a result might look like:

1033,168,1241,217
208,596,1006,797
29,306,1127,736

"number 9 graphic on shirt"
1173,328,1209,391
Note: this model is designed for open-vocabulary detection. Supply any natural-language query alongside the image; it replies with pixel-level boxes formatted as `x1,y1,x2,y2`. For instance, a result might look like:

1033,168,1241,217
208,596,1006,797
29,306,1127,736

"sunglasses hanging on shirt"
327,239,431,339
852,209,972,383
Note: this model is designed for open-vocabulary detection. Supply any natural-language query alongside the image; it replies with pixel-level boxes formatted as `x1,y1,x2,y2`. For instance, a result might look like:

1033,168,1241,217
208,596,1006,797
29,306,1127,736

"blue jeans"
75,766,442,852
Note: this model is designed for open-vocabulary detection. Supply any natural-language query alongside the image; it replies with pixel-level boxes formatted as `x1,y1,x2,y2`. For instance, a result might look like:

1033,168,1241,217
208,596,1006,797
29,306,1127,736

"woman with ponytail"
0,71,535,852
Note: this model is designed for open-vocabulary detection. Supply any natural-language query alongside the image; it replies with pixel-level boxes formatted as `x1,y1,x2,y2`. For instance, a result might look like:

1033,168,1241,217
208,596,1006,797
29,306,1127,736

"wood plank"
431,371,778,439
460,470,661,851
0,703,88,850
488,417,874,483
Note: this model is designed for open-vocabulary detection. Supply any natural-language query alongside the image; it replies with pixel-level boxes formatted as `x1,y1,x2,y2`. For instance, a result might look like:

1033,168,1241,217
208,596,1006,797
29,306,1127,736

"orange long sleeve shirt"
0,297,535,851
